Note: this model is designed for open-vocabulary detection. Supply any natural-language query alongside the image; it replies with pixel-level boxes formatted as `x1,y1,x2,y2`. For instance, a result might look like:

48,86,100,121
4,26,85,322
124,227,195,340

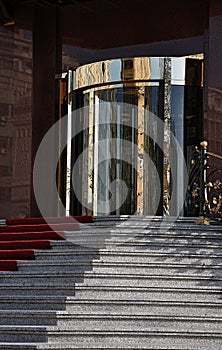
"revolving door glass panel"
70,83,164,216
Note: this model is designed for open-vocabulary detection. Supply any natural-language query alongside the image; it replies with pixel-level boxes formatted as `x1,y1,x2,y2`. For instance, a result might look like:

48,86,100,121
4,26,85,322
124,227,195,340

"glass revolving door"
68,57,187,217
71,95,163,214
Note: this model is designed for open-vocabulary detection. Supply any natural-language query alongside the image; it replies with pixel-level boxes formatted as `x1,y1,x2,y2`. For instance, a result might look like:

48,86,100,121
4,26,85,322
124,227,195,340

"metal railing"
187,141,222,224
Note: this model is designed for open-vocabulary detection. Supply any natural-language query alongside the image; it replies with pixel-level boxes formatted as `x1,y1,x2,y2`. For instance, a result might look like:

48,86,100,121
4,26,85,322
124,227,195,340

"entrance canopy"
11,0,206,52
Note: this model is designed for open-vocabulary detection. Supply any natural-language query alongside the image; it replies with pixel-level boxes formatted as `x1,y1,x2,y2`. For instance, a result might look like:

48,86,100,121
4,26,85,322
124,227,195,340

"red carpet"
0,223,79,233
6,216,93,226
0,250,35,260
0,216,93,272
0,260,18,271
0,231,64,241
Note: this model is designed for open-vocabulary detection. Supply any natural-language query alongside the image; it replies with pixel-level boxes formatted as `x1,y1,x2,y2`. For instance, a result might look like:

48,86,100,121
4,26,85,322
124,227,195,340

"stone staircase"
0,216,222,349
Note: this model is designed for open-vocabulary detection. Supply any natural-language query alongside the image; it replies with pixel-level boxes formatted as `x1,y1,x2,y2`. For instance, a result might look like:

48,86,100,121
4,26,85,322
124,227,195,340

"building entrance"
66,57,203,217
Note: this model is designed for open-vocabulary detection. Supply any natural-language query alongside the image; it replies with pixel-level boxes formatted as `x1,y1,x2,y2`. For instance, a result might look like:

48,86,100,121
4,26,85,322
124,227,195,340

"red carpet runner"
0,216,93,272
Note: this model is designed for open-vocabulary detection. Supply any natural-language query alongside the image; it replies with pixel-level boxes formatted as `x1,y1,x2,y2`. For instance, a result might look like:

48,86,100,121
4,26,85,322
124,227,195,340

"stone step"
34,248,222,261
77,272,222,288
110,222,222,230
65,298,222,317
0,306,222,331
55,314,222,331
91,222,222,233
0,296,222,316
0,296,66,310
55,243,99,251
2,311,222,331
46,329,222,348
0,272,85,285
74,285,222,302
50,239,222,250
2,331,222,350
1,335,221,350
51,241,108,249
104,245,221,255
108,224,222,232
48,246,222,260
0,285,76,296
65,224,222,233
0,326,47,343
1,270,222,287
17,261,96,273
37,334,222,350
0,345,37,350
0,283,220,299
1,297,222,316
0,311,58,326
111,241,222,249
34,250,100,261
50,241,222,255
148,234,222,244
97,253,222,265
62,235,222,249
17,260,222,274
63,234,111,246
92,216,205,226
66,228,222,238
1,326,221,345
88,262,222,276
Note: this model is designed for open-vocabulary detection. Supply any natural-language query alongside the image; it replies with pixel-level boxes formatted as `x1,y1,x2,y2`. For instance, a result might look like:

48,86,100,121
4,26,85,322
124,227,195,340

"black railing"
187,141,222,224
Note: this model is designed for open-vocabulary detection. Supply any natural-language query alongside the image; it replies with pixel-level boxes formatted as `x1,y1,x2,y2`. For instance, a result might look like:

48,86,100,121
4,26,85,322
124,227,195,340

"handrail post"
196,141,210,225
